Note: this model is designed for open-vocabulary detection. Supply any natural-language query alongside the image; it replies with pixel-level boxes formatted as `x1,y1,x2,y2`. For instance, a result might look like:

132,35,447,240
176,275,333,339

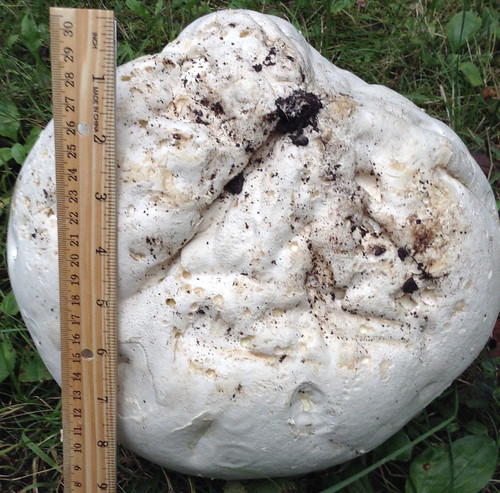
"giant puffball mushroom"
7,9,500,479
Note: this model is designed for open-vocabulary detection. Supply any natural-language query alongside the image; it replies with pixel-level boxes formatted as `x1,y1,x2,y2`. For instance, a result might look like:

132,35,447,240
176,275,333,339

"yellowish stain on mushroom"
359,325,373,335
240,336,253,348
328,95,358,119
380,359,394,381
453,300,466,313
338,351,357,371
333,287,346,300
168,95,192,118
160,169,176,193
129,248,146,261
213,294,224,306
130,86,144,96
125,205,135,218
389,159,406,173
354,171,382,202
398,294,417,311
298,392,313,412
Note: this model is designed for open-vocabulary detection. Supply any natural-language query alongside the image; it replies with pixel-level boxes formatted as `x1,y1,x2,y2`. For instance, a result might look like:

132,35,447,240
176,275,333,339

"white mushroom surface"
7,9,500,479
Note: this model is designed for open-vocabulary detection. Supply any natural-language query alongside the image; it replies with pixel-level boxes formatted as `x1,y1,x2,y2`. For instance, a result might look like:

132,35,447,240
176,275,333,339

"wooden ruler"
50,8,117,492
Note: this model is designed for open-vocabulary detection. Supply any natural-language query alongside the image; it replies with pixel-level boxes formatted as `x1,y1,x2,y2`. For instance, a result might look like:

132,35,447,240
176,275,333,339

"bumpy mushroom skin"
7,10,500,479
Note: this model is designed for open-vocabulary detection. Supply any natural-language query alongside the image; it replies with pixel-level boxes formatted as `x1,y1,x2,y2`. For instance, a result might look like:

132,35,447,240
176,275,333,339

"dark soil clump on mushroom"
275,90,323,134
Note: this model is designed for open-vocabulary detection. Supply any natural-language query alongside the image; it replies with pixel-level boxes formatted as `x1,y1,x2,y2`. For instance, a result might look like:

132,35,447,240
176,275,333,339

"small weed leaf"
0,339,16,383
480,8,500,40
126,0,151,23
0,100,20,141
228,0,256,9
154,0,164,18
376,430,413,462
221,478,301,493
20,14,42,60
406,435,497,493
328,461,375,493
19,352,51,383
7,33,18,50
406,445,451,493
0,196,11,222
493,386,500,406
244,478,299,492
0,290,20,316
329,0,357,15
446,11,482,52
342,472,374,493
463,421,488,436
24,126,42,155
11,142,27,165
0,148,12,166
223,481,248,493
458,62,482,87
450,435,497,492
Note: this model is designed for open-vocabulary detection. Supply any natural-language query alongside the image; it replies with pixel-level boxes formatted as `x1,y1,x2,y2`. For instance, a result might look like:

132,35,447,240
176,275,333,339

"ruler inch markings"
50,7,117,493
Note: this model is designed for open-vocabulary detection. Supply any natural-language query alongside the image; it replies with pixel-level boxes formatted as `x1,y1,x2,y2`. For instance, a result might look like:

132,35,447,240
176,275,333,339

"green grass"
1,0,499,491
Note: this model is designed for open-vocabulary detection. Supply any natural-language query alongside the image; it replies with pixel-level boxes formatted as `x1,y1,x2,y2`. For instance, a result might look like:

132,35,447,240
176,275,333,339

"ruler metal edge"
50,8,117,492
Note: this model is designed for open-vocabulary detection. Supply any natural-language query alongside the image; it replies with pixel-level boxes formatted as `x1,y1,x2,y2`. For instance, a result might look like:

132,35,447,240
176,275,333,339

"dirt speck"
275,90,323,134
224,172,245,195
402,277,419,294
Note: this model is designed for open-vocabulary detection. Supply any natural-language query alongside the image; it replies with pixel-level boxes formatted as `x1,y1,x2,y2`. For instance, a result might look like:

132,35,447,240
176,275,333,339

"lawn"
1,0,499,491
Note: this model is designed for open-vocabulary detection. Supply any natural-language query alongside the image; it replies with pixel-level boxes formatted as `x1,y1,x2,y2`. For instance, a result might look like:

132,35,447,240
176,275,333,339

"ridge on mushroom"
7,9,500,479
